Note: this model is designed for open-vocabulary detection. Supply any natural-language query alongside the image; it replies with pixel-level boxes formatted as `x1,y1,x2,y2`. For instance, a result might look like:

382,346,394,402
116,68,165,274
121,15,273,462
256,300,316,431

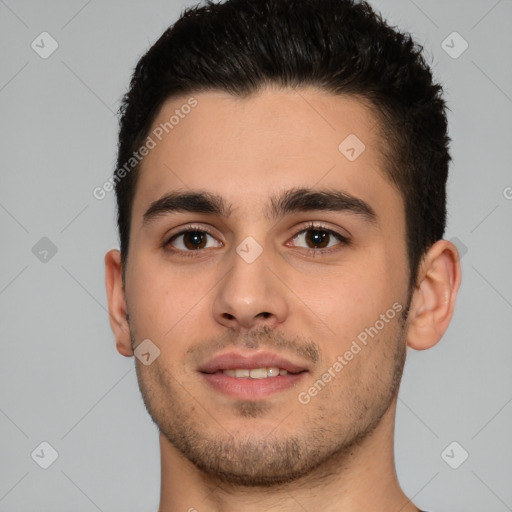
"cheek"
295,256,403,355
126,253,204,337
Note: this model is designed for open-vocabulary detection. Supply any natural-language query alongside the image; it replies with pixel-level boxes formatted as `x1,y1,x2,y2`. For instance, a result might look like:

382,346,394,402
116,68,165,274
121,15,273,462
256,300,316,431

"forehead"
131,87,401,225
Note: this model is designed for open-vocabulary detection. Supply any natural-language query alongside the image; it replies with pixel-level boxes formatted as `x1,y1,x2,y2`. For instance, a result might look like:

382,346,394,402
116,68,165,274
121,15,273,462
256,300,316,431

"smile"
220,368,289,378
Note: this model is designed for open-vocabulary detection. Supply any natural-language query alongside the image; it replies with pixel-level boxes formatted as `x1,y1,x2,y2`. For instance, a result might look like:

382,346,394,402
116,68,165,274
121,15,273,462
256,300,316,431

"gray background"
1,0,511,510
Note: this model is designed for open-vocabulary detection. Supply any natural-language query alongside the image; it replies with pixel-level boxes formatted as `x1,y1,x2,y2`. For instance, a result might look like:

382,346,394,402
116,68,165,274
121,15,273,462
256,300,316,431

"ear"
406,239,462,351
105,249,133,357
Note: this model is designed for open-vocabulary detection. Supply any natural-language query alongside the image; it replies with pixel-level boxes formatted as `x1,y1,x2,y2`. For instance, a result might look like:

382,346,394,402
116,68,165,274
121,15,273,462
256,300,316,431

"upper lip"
198,351,309,374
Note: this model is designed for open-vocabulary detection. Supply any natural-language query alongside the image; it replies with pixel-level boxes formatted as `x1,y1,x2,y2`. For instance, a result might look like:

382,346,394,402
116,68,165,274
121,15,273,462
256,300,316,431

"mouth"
198,352,309,399
216,367,291,378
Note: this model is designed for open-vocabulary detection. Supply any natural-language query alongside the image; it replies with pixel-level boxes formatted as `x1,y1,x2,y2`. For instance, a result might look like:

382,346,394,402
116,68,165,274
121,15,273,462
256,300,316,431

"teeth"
250,368,268,379
222,367,286,378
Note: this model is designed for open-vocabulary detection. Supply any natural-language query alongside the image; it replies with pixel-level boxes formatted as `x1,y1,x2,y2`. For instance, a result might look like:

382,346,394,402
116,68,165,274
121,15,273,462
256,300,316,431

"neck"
158,397,419,512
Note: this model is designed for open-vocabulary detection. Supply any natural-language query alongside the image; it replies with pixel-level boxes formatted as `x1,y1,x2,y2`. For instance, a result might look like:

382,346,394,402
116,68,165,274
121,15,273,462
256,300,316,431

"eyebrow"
142,187,377,226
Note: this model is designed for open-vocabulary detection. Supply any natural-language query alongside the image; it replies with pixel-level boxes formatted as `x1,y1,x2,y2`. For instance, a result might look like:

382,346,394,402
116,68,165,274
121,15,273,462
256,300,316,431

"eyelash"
164,222,350,258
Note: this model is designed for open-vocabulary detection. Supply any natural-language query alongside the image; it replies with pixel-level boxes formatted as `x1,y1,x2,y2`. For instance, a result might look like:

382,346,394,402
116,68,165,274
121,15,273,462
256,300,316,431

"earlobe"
104,249,134,357
406,240,462,351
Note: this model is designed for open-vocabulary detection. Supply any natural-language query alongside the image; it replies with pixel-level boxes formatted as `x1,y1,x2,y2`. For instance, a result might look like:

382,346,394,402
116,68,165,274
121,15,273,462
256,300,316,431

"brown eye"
290,225,348,252
304,229,330,249
167,230,222,252
182,231,208,250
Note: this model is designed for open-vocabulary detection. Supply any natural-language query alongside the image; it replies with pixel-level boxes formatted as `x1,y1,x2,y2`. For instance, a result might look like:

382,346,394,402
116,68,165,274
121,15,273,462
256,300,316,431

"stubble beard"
131,309,409,488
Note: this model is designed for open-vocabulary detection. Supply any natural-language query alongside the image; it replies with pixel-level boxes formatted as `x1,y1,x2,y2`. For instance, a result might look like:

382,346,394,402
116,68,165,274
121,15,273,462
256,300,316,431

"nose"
211,245,289,330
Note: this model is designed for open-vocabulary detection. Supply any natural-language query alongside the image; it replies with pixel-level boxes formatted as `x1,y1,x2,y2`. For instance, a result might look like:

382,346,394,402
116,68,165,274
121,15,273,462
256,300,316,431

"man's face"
124,87,411,485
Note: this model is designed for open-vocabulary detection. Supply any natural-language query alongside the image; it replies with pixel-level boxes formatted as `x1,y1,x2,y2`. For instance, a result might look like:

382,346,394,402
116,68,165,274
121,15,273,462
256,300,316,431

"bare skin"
105,87,461,511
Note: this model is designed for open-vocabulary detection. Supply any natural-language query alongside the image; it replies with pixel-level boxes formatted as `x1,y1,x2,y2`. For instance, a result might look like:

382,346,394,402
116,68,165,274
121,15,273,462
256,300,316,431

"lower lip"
201,372,307,399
